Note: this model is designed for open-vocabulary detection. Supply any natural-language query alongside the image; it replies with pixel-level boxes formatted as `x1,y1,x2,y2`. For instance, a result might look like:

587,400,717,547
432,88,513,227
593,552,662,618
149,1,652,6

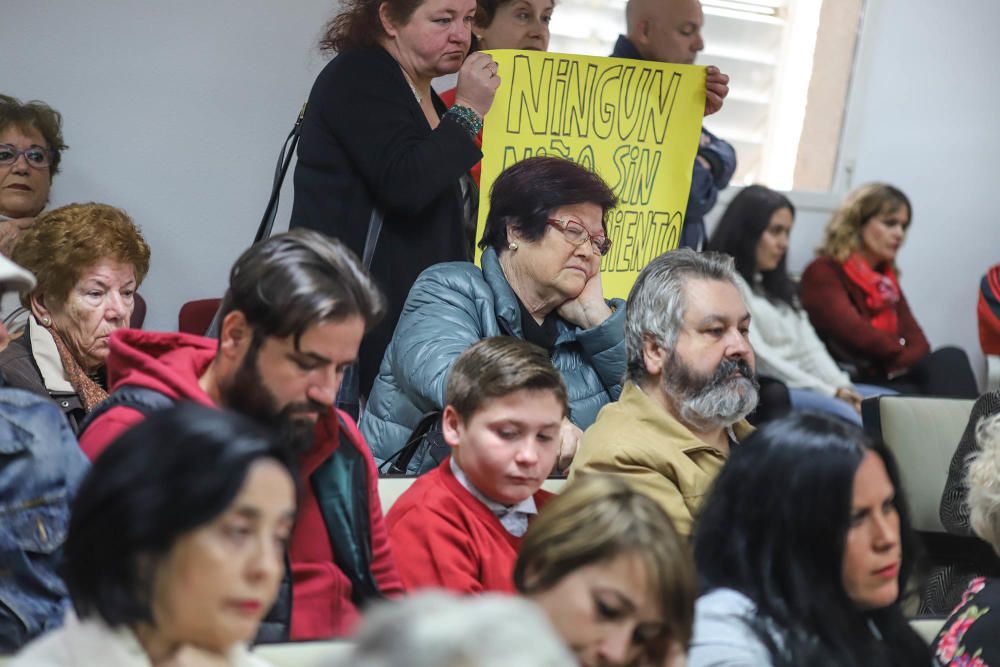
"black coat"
290,46,481,396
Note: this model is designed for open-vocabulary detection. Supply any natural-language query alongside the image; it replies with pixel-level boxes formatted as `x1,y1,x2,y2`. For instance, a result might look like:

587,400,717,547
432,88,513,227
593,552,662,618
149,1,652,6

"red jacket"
800,256,930,378
80,329,403,639
386,458,552,594
979,264,1000,356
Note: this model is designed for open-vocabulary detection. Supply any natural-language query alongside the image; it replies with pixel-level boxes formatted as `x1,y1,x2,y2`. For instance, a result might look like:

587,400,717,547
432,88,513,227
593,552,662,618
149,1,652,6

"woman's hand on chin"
556,270,612,329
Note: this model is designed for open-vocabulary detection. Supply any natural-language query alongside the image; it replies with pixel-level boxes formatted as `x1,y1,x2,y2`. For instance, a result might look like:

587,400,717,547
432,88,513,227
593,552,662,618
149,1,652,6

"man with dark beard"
569,249,758,538
77,229,403,641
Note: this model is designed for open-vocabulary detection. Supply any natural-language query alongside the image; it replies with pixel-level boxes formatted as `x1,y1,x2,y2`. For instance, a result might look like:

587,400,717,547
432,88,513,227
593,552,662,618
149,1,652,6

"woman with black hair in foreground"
10,404,297,666
689,412,930,667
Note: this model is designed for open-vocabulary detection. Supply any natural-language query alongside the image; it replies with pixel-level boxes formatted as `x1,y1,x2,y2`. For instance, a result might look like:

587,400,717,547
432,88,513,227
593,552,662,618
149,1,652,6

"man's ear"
642,334,669,377
442,405,464,451
635,18,652,47
218,310,252,361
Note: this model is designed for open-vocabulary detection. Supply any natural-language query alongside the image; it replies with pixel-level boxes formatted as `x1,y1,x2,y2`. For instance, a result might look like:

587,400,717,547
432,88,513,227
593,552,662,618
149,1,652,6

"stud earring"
508,242,518,251
42,316,51,326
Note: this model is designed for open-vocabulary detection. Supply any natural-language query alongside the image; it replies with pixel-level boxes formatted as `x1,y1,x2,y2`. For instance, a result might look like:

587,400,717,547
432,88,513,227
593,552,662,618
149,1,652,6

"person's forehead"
658,0,703,25
681,279,747,322
0,123,46,146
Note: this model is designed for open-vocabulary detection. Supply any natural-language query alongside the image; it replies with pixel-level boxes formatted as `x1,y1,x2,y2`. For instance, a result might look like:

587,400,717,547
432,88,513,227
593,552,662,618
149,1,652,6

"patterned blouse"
933,577,999,666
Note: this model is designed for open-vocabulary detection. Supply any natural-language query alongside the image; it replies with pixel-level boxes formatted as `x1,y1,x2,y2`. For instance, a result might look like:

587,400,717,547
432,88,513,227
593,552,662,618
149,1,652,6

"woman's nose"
598,626,635,665
105,293,129,323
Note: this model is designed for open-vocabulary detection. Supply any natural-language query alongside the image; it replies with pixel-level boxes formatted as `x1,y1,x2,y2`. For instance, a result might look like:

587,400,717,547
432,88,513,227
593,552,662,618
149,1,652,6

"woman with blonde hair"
514,474,695,667
800,183,976,397
932,412,1000,665
0,202,150,432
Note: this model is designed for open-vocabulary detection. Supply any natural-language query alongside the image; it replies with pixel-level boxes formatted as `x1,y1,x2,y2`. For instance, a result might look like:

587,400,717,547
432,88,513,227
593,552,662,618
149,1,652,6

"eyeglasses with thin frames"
0,145,54,169
546,218,613,256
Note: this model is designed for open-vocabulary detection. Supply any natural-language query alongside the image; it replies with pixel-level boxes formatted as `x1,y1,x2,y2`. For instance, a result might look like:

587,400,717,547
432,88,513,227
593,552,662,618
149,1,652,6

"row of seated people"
1,0,986,439
0,149,982,467
1,215,998,666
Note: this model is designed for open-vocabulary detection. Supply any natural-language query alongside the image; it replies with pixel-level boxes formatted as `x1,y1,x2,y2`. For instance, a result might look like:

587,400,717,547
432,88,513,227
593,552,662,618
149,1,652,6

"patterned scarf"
841,252,901,335
45,324,108,412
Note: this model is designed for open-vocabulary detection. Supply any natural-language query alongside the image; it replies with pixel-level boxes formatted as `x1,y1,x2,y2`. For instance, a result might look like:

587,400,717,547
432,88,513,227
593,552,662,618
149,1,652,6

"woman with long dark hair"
707,185,889,424
689,412,930,667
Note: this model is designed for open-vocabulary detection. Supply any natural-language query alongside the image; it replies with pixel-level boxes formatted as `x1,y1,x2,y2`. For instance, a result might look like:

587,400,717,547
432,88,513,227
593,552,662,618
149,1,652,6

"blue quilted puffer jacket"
360,247,626,474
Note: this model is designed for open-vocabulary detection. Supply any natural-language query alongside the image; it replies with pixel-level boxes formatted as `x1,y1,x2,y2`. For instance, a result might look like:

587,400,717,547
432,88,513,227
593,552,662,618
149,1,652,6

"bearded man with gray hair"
569,249,758,537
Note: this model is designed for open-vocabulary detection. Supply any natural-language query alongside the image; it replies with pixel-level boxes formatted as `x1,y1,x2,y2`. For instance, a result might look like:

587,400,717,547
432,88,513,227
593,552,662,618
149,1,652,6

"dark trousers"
881,346,979,399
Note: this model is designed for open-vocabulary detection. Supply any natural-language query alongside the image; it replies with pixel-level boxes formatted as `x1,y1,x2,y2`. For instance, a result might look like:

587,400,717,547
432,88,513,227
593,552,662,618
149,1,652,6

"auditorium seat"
178,298,221,335
862,395,974,533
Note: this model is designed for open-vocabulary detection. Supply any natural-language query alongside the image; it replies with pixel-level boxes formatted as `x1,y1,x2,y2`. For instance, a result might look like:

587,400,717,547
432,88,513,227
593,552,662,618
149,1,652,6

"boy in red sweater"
386,337,567,593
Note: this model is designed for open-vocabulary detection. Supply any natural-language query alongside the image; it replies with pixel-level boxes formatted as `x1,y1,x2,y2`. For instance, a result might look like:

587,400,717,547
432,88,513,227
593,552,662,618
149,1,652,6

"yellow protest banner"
476,50,706,300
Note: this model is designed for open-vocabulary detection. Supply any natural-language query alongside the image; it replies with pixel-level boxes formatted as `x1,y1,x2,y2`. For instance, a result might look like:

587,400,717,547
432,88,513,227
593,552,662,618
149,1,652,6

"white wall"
832,0,1000,387
7,1,999,388
5,0,338,331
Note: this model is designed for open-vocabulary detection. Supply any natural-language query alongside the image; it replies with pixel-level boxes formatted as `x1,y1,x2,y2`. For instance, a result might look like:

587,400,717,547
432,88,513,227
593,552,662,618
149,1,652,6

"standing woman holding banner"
439,0,555,185
290,0,500,399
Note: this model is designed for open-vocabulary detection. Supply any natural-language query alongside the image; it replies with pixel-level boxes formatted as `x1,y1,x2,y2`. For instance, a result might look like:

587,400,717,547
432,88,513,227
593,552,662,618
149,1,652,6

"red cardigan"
800,256,930,378
386,458,552,594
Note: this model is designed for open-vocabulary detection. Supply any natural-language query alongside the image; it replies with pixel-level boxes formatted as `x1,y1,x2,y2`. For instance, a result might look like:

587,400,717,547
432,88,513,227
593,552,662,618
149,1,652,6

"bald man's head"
625,0,704,65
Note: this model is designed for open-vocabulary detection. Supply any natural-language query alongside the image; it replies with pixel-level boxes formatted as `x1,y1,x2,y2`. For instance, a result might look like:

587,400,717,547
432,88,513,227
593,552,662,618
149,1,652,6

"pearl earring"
42,316,51,326
508,242,518,251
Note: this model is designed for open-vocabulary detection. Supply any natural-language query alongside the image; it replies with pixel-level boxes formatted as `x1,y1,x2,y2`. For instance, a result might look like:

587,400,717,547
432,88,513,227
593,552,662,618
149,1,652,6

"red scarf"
841,253,901,334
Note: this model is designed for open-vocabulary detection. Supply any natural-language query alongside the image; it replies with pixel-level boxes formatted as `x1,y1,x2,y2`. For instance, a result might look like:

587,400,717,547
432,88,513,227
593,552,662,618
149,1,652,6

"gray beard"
664,354,760,431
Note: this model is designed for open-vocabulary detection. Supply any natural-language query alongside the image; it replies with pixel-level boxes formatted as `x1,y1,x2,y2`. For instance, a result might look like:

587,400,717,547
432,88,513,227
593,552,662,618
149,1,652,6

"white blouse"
735,274,851,396
9,610,273,667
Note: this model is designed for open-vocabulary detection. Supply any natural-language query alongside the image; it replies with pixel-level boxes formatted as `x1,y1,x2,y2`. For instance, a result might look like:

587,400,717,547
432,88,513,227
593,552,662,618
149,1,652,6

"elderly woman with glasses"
0,95,67,257
0,202,149,433
362,156,625,475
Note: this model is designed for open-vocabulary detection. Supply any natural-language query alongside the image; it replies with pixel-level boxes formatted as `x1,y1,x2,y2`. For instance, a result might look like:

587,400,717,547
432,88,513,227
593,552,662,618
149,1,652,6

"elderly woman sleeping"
0,202,150,432
362,156,625,474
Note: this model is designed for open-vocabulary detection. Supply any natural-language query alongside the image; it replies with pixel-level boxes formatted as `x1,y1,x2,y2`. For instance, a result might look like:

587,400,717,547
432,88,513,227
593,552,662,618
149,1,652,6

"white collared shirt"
450,457,537,537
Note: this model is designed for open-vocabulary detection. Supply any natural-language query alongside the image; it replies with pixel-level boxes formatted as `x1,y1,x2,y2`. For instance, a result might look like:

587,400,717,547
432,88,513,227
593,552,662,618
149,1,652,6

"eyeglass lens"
0,145,51,168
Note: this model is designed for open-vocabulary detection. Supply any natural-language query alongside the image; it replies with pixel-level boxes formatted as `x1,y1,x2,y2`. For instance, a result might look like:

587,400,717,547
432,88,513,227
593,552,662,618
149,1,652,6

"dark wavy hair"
693,412,929,667
479,156,617,255
63,404,298,628
220,228,385,347
706,185,797,309
319,0,424,54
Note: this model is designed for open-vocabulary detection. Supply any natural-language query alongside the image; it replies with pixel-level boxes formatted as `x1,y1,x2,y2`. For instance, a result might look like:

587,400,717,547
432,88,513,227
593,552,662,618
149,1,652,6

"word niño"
501,142,663,207
505,54,682,144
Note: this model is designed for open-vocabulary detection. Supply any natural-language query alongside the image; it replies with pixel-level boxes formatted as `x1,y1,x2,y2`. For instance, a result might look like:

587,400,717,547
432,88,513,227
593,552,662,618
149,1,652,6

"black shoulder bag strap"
309,415,383,607
206,104,384,341
256,102,308,244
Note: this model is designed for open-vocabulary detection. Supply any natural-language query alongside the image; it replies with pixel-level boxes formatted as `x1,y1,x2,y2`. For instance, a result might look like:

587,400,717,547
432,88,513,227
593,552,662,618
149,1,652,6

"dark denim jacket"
0,387,88,653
